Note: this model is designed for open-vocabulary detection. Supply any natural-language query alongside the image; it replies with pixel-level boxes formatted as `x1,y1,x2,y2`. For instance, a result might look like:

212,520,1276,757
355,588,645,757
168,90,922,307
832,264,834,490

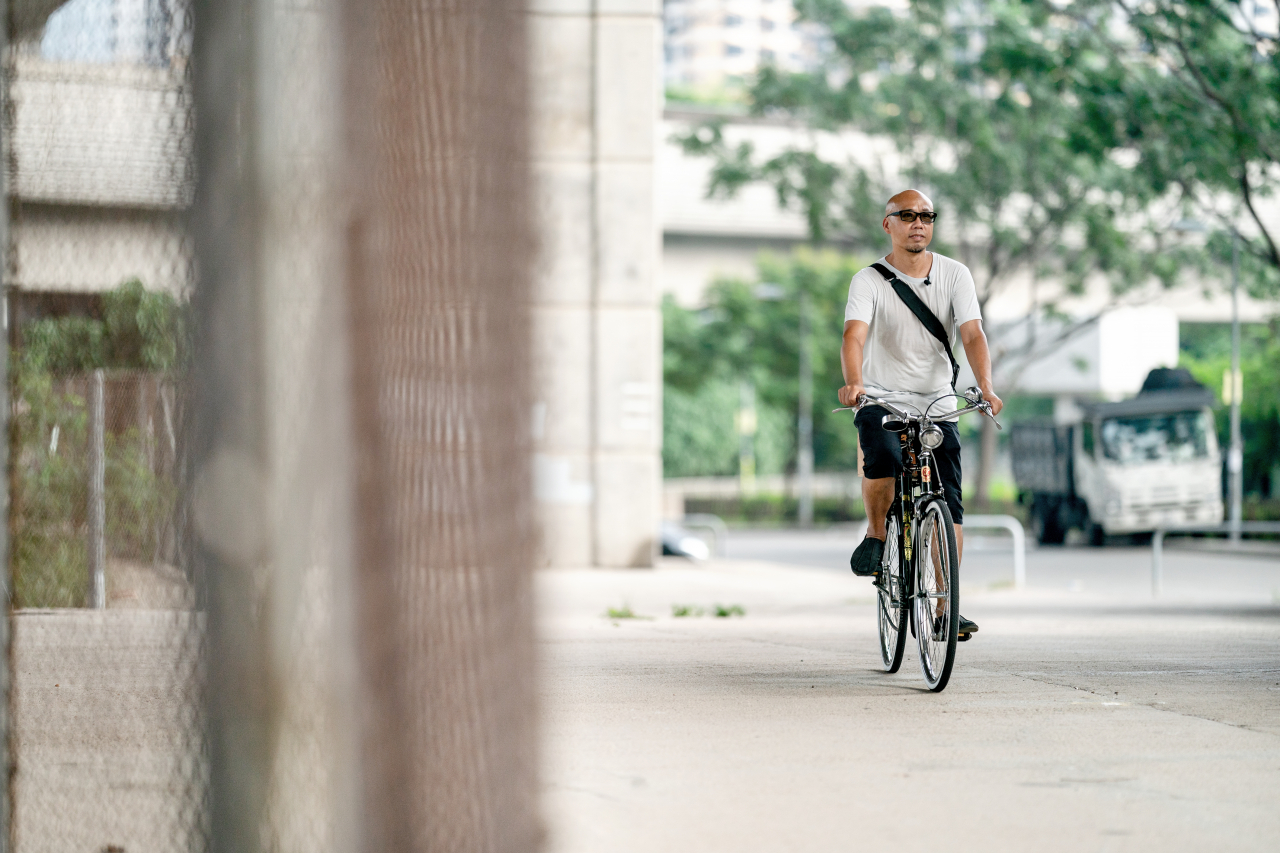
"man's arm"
958,319,1004,415
838,320,870,407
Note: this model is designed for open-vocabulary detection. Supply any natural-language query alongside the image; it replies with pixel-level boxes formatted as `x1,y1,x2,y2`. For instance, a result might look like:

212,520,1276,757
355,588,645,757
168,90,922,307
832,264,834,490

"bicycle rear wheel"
877,509,907,672
914,498,959,692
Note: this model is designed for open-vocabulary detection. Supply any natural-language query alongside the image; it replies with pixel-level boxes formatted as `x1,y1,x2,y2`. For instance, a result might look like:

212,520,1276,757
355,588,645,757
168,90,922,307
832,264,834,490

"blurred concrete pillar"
529,0,661,568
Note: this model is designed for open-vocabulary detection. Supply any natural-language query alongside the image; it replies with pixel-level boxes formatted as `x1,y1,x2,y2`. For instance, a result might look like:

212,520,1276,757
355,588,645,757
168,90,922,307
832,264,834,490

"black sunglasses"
888,210,938,224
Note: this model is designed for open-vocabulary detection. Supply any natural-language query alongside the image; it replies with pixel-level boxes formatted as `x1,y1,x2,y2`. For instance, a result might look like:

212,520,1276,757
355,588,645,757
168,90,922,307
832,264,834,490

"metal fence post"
87,370,106,610
960,514,1027,590
1010,518,1026,590
1151,528,1164,598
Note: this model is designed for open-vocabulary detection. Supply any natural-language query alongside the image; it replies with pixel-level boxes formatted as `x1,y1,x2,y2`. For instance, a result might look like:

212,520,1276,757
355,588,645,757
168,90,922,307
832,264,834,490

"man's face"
882,197,935,254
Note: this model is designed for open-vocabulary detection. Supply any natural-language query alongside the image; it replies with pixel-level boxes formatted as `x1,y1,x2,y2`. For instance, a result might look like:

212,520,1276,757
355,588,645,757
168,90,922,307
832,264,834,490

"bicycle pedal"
957,632,972,642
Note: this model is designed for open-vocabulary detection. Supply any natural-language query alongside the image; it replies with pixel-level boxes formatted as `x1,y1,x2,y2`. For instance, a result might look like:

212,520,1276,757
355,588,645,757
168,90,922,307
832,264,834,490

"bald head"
885,189,934,215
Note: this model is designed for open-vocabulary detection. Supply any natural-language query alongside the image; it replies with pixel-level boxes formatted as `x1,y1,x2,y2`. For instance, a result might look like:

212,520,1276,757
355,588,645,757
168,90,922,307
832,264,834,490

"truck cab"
1071,396,1222,538
1014,369,1224,545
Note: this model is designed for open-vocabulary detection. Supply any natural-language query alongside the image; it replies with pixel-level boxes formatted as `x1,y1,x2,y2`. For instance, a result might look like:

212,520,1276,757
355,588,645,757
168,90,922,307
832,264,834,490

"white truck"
1013,369,1223,545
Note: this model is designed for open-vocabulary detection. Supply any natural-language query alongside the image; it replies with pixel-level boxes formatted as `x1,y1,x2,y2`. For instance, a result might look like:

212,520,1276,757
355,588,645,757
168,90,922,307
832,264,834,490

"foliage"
663,249,866,476
677,0,1193,317
11,279,185,608
1057,0,1280,298
19,278,186,374
663,376,794,477
1179,320,1280,496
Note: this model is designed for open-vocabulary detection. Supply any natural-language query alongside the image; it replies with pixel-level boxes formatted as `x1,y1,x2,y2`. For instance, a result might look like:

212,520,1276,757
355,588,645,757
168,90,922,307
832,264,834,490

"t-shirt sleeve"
950,263,982,326
844,269,877,324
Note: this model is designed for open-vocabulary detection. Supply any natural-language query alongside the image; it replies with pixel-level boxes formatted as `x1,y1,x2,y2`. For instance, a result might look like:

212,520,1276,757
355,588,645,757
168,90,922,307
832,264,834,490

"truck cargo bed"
1011,422,1073,495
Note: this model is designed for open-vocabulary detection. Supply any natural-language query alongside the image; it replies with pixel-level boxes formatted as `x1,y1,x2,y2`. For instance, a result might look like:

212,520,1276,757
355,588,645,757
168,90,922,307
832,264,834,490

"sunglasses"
888,210,938,224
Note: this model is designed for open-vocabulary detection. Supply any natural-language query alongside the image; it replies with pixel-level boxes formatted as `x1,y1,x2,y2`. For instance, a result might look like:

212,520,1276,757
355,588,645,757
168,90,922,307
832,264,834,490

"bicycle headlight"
920,424,944,449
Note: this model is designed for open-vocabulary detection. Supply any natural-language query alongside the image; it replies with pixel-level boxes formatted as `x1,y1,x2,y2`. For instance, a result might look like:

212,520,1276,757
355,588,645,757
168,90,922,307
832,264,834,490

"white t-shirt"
844,253,982,415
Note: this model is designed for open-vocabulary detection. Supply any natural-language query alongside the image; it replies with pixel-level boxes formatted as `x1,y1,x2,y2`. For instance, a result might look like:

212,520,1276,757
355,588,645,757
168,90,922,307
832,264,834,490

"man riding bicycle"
837,190,1004,640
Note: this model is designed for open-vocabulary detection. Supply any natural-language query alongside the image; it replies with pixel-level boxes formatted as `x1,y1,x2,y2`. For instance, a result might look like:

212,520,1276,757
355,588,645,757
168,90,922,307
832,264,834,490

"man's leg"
850,405,900,576
863,476,895,540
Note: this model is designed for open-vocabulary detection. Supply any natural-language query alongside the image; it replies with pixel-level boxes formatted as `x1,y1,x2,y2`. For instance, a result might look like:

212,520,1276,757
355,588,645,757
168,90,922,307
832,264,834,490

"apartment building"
663,0,816,92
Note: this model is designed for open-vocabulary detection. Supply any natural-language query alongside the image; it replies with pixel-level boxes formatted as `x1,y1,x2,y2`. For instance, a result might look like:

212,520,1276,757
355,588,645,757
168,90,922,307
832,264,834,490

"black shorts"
855,404,964,524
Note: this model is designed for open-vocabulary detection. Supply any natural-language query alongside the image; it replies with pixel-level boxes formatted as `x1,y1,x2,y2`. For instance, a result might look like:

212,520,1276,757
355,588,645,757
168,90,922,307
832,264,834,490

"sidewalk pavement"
538,556,1280,853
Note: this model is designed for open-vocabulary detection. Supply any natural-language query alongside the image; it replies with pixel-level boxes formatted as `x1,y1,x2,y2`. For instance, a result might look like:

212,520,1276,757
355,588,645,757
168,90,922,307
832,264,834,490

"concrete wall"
8,54,191,296
11,57,191,209
529,1,662,568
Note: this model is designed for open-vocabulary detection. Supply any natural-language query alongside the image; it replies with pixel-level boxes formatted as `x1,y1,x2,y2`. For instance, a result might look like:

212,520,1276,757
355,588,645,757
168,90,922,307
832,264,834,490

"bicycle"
834,387,1002,692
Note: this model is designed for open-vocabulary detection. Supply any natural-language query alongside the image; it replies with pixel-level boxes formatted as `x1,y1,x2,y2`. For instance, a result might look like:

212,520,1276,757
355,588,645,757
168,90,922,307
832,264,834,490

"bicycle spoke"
877,511,907,673
912,501,959,690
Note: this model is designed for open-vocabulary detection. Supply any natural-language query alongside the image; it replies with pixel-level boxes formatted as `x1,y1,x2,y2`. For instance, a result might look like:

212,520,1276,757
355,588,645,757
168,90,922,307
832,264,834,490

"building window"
761,18,776,31
725,44,743,56
724,14,743,26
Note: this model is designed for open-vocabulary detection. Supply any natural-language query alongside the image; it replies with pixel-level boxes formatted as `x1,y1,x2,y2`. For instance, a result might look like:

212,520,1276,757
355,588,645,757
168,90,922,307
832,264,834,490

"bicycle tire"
877,508,907,672
914,498,959,692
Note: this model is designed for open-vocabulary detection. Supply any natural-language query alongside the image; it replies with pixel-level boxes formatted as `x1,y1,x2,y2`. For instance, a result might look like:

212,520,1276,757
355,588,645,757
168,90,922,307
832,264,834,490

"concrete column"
529,1,661,568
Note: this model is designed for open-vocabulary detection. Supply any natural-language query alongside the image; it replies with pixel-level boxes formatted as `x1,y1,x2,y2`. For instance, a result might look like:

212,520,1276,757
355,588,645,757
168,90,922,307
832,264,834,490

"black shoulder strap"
869,262,959,391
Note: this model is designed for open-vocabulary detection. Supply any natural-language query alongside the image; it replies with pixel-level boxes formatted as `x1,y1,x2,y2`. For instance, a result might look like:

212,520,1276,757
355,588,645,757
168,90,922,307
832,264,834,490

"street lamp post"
797,289,814,528
1229,232,1243,545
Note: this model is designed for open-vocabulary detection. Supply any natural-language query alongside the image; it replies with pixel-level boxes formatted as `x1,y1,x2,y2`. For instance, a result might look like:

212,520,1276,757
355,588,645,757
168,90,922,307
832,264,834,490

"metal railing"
682,513,729,557
1151,522,1280,596
961,514,1027,590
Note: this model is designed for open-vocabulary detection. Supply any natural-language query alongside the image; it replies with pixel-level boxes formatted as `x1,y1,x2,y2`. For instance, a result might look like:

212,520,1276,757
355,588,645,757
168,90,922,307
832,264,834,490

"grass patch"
671,603,747,618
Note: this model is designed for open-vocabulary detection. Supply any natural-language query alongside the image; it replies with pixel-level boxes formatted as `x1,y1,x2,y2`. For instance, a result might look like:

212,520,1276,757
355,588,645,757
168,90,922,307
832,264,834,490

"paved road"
724,524,1280,602
539,537,1280,853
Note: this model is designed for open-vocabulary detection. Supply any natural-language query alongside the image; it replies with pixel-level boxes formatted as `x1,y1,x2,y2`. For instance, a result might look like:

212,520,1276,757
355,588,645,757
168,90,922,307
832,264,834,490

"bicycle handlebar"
832,386,1003,430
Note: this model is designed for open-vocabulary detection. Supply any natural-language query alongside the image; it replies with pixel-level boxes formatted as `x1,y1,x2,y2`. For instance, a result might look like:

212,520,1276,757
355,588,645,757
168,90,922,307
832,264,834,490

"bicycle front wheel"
877,509,907,672
914,498,959,692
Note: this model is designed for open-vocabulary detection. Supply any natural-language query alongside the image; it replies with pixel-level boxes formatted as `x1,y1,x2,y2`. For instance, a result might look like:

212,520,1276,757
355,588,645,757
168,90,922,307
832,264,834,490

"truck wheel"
1086,521,1106,547
1031,502,1066,546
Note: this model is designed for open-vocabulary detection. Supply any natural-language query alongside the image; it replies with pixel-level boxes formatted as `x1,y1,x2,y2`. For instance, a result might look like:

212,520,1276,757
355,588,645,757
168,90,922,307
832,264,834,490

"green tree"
1058,0,1280,297
663,249,866,477
1179,321,1280,499
681,0,1187,307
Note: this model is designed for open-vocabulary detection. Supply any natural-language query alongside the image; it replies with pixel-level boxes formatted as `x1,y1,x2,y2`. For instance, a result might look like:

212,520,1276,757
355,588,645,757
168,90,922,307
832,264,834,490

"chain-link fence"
5,2,204,852
12,370,185,609
5,1,539,851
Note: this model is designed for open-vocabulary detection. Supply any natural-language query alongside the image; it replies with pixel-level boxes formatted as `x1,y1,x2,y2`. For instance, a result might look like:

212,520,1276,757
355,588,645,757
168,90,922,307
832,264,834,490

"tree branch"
1166,32,1280,165
1238,164,1280,268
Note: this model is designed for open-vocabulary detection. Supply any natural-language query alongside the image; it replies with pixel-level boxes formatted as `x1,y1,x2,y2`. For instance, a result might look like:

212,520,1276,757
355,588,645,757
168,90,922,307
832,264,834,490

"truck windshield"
1099,410,1214,464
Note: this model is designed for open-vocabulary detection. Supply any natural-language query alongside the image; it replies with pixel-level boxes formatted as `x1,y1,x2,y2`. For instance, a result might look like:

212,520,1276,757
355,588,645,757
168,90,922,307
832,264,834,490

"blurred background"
659,0,1280,539
0,0,1277,850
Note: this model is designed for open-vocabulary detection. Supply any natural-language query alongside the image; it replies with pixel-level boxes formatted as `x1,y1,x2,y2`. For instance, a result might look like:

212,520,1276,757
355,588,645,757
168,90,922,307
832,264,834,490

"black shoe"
958,615,979,642
850,536,885,577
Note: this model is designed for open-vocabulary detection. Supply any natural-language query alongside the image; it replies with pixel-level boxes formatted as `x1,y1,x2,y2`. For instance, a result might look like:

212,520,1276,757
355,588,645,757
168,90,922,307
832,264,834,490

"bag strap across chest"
869,262,959,391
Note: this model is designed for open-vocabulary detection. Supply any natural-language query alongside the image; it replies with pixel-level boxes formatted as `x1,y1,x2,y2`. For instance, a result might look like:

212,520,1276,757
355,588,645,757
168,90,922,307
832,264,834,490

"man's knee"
863,476,894,498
